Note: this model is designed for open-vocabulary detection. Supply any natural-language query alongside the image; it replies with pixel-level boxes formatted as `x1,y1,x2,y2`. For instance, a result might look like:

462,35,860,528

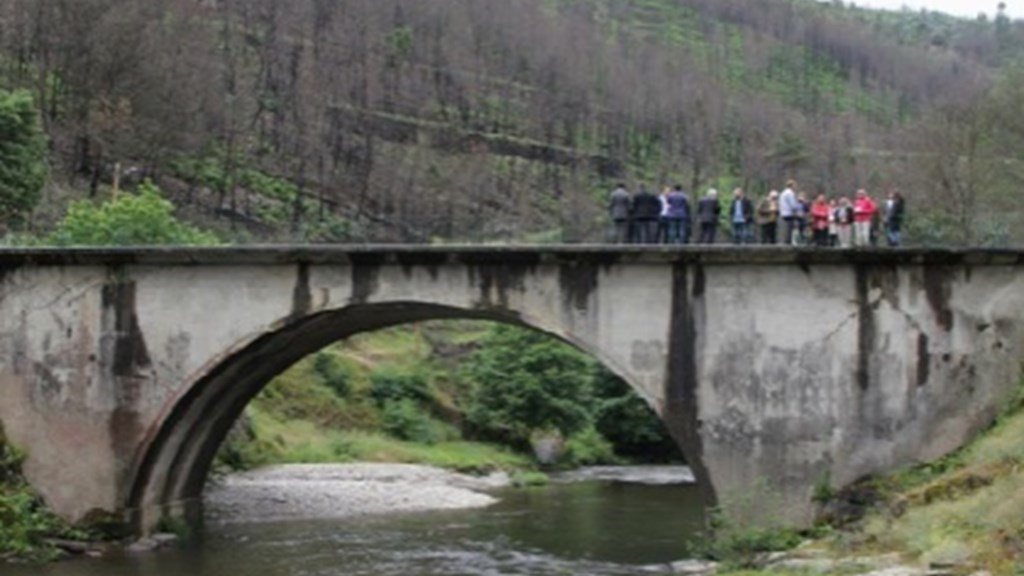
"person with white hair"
697,188,721,244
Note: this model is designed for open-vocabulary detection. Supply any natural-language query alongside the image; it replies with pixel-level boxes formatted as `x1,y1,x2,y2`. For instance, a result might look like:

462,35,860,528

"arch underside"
127,301,691,529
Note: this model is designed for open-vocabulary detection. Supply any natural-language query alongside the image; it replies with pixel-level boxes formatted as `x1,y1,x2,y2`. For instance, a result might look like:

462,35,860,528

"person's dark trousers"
813,229,829,247
783,217,797,245
887,223,902,247
699,223,717,244
760,223,777,244
658,218,670,244
646,220,660,244
635,219,658,244
665,219,685,244
732,222,751,245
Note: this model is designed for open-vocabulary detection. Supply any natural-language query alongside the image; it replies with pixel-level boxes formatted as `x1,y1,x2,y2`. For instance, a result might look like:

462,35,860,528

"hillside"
1,0,1023,245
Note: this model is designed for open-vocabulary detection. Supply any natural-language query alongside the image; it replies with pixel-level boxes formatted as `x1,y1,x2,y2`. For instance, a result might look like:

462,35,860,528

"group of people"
607,181,906,248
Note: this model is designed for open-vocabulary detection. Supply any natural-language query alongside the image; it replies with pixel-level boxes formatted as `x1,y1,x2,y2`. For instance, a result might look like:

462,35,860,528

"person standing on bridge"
757,190,779,244
834,196,854,248
884,189,906,247
608,183,632,244
697,188,721,244
853,189,878,247
810,194,831,247
663,185,691,244
631,184,662,244
779,180,801,245
729,188,754,245
657,186,672,244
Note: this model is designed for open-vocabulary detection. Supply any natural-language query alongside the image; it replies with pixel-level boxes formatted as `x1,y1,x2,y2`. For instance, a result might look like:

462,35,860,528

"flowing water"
12,467,706,576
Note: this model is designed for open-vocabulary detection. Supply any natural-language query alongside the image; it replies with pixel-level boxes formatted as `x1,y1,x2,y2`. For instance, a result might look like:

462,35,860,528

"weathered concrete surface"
0,246,1021,532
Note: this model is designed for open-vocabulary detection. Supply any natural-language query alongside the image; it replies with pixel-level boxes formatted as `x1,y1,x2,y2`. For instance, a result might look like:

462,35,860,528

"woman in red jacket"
853,189,878,247
810,194,831,247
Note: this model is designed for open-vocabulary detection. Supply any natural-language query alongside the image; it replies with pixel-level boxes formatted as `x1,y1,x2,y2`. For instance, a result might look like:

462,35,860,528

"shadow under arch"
127,300,688,531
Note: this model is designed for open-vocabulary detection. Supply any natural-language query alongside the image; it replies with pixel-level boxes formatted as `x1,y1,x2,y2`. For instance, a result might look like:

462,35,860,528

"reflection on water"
10,471,706,576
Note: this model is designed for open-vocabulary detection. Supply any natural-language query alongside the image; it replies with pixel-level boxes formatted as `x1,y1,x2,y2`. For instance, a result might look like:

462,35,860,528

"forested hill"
1,0,1023,245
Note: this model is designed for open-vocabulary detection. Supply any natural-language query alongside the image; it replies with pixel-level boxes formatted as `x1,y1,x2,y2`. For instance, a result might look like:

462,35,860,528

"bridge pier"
0,247,1020,534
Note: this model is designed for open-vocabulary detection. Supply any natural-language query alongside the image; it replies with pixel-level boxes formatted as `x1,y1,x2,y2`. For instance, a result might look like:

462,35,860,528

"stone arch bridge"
0,246,1022,532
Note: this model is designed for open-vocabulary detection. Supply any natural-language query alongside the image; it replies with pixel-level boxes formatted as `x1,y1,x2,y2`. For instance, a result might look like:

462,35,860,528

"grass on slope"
234,405,529,474
858,396,1024,573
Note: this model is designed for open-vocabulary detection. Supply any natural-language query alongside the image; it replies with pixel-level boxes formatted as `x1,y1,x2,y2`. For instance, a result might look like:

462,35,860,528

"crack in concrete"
822,295,928,346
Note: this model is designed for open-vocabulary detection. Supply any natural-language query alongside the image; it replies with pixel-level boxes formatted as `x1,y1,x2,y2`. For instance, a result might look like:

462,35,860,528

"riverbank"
205,463,700,525
205,463,512,524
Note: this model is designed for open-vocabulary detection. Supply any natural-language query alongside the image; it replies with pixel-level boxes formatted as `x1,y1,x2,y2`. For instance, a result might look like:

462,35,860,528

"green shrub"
562,426,618,467
47,181,220,246
381,399,456,445
0,432,25,485
0,430,84,562
510,470,550,487
370,367,431,407
593,369,681,462
691,509,804,569
463,325,595,448
312,352,352,398
0,89,47,228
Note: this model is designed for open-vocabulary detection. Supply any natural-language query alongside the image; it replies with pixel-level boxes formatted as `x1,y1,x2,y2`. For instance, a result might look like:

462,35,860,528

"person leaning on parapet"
663,185,691,244
853,189,878,248
729,188,754,245
631,183,662,244
608,183,632,244
757,190,779,244
884,189,906,247
779,180,801,245
697,188,721,244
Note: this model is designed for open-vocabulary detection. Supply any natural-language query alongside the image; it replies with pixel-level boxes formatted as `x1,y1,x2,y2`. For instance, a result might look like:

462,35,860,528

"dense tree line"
0,0,1022,243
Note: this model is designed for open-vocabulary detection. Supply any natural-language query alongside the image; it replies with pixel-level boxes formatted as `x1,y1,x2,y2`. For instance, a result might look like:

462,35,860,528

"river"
11,466,706,576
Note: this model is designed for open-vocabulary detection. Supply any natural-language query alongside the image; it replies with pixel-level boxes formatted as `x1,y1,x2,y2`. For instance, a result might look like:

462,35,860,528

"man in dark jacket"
884,189,906,247
631,184,662,244
608,183,632,243
729,188,755,245
697,189,721,244
663,185,691,244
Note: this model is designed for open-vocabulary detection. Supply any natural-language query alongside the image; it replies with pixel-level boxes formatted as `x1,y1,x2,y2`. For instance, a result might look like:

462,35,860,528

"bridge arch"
126,300,682,531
